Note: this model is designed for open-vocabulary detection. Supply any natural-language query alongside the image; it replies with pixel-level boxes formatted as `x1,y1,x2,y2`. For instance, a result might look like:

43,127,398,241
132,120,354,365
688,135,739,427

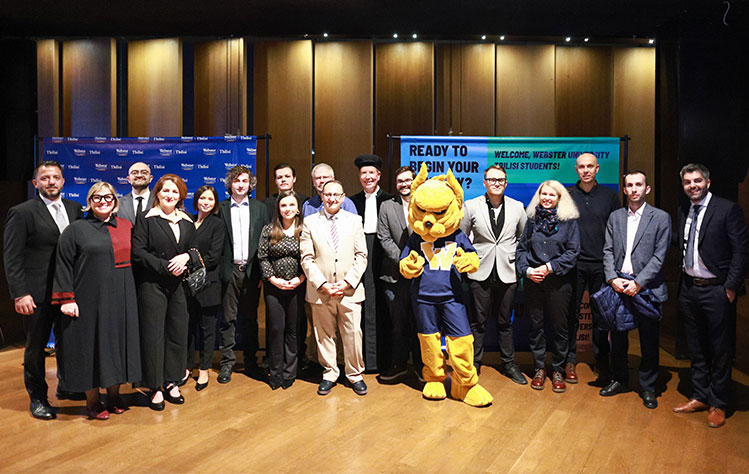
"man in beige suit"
300,179,368,396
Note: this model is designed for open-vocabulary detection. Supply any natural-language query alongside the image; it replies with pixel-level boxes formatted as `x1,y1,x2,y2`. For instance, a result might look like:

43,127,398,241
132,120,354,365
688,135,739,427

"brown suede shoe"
707,407,726,428
531,369,546,390
552,371,566,393
673,399,709,413
564,363,578,384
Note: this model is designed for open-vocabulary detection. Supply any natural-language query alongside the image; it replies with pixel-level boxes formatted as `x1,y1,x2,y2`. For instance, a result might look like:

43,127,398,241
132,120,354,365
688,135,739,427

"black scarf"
534,206,559,236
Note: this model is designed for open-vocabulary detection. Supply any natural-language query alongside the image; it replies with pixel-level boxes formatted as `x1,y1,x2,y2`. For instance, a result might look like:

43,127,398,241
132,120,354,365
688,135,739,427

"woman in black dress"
257,191,305,390
184,185,225,391
52,182,141,420
132,174,197,410
516,180,580,394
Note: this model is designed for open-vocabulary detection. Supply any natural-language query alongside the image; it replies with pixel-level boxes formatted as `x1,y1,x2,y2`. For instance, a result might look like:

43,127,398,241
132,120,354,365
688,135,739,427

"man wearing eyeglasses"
302,163,356,217
300,180,368,396
118,162,154,224
460,165,527,384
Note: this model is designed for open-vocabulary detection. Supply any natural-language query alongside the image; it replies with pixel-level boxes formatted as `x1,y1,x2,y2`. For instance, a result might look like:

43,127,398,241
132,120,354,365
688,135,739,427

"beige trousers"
311,298,364,383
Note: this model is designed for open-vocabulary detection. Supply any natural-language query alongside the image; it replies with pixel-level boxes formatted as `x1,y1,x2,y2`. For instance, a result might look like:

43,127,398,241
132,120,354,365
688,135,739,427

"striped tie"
330,216,339,252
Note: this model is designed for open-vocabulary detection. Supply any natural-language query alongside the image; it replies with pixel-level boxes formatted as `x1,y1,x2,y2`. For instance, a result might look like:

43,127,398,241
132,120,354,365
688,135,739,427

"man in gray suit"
460,164,527,384
118,162,153,224
601,169,671,409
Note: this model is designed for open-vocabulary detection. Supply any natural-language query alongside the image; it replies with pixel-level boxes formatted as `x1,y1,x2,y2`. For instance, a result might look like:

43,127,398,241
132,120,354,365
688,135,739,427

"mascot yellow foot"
418,333,447,400
446,336,493,407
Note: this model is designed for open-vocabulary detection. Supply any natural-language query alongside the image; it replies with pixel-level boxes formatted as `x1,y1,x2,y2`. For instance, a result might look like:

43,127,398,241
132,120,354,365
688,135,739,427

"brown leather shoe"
707,407,726,428
552,371,566,393
673,399,709,413
531,369,546,390
564,363,578,384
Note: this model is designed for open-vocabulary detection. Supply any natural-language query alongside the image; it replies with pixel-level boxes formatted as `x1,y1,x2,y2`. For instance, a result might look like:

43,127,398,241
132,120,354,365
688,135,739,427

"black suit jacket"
678,194,748,293
131,212,198,288
3,197,83,304
218,198,269,284
192,213,226,307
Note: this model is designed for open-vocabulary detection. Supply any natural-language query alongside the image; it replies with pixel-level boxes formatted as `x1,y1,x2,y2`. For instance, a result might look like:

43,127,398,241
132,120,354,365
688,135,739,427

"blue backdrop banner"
42,136,258,210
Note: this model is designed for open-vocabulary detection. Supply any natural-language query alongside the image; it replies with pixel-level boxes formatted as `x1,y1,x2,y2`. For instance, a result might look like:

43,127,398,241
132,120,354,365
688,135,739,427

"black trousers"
138,281,189,389
469,276,517,366
570,262,609,366
22,303,60,401
220,265,260,369
264,284,303,382
361,233,379,371
526,273,573,372
679,278,733,410
186,298,218,371
611,316,660,392
383,279,422,369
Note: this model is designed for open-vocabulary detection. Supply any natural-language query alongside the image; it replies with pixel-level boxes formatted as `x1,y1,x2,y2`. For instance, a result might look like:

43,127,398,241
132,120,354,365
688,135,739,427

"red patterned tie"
330,216,339,252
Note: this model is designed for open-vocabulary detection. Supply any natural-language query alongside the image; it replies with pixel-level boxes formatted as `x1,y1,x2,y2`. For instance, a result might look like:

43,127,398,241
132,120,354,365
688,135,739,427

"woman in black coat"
516,180,580,394
184,185,225,391
132,174,197,410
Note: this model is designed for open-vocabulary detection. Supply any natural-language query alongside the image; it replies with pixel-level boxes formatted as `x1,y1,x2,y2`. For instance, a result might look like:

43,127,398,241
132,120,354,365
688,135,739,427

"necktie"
330,216,339,252
136,196,144,215
53,202,68,233
684,204,701,269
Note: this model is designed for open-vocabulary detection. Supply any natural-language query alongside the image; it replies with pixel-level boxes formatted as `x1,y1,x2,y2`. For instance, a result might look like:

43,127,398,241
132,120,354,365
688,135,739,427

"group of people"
3,153,746,429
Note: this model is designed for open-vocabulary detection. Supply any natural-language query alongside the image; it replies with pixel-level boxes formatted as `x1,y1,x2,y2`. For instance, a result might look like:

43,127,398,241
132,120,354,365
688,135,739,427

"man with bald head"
118,162,154,224
566,153,620,384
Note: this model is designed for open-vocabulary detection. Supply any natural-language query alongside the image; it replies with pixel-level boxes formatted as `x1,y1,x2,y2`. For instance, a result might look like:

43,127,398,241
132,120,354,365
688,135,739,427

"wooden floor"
1,341,748,474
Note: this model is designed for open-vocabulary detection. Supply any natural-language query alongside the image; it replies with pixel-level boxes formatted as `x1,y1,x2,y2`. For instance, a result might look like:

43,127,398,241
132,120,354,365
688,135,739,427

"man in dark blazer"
601,170,671,409
262,162,309,220
118,161,154,224
217,166,269,383
377,166,421,381
673,163,748,428
3,161,83,419
350,154,394,372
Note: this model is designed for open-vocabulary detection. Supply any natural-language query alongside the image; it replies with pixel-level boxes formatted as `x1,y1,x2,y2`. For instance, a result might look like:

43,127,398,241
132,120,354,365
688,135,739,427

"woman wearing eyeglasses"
52,182,141,419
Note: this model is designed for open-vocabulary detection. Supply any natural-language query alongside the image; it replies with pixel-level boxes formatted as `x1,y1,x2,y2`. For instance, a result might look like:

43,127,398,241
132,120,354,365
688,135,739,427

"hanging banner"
41,136,257,210
401,136,620,204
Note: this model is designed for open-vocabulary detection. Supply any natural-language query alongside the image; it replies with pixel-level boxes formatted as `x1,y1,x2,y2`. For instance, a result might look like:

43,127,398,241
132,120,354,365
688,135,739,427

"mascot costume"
399,163,493,407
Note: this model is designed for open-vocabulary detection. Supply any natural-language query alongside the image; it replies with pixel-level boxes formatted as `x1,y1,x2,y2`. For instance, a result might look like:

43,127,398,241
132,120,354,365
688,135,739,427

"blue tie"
684,204,701,269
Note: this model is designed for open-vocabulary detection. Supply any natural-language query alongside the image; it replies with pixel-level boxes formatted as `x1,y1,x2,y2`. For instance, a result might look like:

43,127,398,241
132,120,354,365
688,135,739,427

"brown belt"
683,272,721,287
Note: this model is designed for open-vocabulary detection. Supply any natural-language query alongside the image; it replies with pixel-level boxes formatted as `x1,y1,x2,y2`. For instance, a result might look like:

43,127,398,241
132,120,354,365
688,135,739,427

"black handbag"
184,248,209,296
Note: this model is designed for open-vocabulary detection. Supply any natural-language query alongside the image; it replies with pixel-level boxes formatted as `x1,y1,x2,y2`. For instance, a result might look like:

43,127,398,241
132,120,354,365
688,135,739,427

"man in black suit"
262,163,309,220
350,154,393,372
217,166,269,383
3,161,83,419
673,163,748,428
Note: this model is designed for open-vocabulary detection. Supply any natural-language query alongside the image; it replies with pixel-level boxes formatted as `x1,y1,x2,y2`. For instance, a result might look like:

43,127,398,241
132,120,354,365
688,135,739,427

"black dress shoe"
317,380,336,396
268,377,282,390
504,364,528,385
148,392,165,411
599,381,626,397
282,378,294,390
163,387,185,405
195,381,208,391
30,400,56,420
56,389,85,401
380,365,408,382
352,380,368,396
177,371,191,387
642,391,658,409
217,366,232,384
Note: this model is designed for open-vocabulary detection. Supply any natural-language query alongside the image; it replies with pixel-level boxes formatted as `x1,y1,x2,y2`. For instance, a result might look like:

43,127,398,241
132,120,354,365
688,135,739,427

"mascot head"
408,163,464,243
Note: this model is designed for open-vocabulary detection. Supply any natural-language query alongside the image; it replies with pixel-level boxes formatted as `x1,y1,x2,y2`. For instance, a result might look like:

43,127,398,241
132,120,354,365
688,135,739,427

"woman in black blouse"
184,185,226,391
516,180,580,393
258,191,306,390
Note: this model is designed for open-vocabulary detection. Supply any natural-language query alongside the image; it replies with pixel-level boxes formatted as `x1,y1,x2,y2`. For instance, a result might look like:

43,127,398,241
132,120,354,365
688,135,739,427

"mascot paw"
452,248,480,274
451,383,493,407
400,250,426,279
422,381,447,400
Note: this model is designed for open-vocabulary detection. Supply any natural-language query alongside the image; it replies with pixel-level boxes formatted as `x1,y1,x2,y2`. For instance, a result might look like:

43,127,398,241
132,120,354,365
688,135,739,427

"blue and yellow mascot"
399,163,493,407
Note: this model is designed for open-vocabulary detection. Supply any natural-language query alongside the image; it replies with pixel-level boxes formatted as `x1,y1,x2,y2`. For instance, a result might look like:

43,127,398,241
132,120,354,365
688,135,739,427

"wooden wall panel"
496,44,555,137
555,46,613,137
375,42,434,189
128,38,182,137
253,41,312,199
62,38,116,136
36,39,59,137
314,41,373,196
435,43,460,135
194,38,246,136
613,47,655,201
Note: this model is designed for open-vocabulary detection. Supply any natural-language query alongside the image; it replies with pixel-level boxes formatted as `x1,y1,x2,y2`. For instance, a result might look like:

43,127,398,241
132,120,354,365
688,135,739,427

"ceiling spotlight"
481,35,487,40
393,33,398,38
500,35,505,40
584,37,589,42
649,38,655,44
412,33,417,39
304,34,309,38
565,37,571,42
323,33,328,38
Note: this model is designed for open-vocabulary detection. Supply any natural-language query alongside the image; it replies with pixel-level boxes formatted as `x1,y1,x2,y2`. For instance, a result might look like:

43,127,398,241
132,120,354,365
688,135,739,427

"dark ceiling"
1,0,746,40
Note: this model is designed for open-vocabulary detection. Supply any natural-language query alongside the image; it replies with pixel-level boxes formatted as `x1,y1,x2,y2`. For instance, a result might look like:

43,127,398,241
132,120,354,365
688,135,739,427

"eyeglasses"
485,177,507,185
396,179,413,185
314,175,333,181
129,170,151,176
323,192,344,200
91,194,115,203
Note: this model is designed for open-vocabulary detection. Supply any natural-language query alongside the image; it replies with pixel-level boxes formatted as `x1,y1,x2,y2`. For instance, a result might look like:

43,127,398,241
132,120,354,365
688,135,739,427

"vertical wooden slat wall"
314,41,373,195
253,41,313,199
36,39,59,138
375,42,434,186
62,38,116,137
435,43,460,135
194,39,246,136
496,44,556,137
128,38,182,137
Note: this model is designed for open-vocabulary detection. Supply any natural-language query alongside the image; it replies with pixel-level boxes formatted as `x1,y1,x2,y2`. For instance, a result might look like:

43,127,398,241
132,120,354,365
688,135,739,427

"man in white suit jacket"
300,180,368,396
460,165,527,384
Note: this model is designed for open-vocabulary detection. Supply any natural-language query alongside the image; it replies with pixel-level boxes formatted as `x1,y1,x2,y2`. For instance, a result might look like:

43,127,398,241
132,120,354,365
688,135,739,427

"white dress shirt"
132,189,151,215
620,202,645,275
231,197,250,263
684,192,717,278
363,187,379,234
